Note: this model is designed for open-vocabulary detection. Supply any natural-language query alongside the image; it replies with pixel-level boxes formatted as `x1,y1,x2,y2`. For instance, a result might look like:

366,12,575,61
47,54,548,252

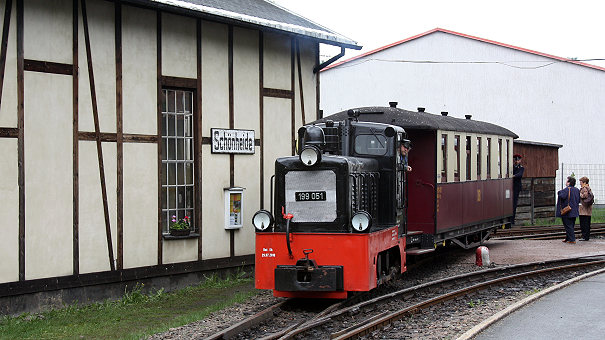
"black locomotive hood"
276,154,380,172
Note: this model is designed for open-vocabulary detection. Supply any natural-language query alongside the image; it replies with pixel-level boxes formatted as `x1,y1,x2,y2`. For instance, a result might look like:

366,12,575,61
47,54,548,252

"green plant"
524,288,541,295
468,299,483,308
170,215,190,230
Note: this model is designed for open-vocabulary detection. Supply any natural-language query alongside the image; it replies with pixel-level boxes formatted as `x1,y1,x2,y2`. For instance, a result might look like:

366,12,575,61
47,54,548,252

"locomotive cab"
253,112,408,298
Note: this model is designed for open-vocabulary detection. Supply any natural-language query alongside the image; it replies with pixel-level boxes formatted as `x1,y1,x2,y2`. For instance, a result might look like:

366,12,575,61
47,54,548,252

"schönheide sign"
211,128,255,154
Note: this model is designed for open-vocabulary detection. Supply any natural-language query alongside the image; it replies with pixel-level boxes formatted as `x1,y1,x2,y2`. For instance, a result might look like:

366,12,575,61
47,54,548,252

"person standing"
556,176,581,244
579,177,594,241
511,154,524,225
399,140,412,172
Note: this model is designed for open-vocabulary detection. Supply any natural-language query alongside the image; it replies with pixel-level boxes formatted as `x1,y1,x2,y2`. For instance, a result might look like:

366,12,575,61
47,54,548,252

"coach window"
498,139,502,178
506,139,510,177
477,137,482,180
454,135,460,182
466,136,471,181
486,138,492,179
441,134,447,182
161,89,196,233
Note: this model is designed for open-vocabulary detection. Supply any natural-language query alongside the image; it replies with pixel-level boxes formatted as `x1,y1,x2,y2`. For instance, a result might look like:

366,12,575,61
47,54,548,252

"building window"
161,89,195,233
487,138,491,179
441,134,447,182
466,136,471,181
454,135,460,182
477,137,482,180
498,138,502,178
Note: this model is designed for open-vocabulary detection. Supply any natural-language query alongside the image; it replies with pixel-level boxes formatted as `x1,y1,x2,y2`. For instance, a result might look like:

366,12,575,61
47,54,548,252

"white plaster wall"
321,31,605,172
78,141,117,274
295,38,318,127
263,97,291,207
200,20,230,259
122,143,157,269
24,72,73,280
122,5,156,135
78,0,116,133
161,13,196,79
263,32,291,90
163,239,197,264
0,139,18,283
0,0,17,127
233,27,260,256
24,0,72,64
201,144,230,259
201,20,228,134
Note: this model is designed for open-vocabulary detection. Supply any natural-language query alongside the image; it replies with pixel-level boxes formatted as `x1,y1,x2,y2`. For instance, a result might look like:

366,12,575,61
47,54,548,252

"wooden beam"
295,39,305,126
115,0,123,270
228,25,235,258
78,131,157,143
262,87,292,99
24,59,73,75
156,10,163,266
195,18,203,261
81,0,115,271
17,0,24,282
0,0,13,112
290,38,295,156
0,254,255,298
72,0,79,276
259,31,264,209
161,75,196,89
0,127,18,138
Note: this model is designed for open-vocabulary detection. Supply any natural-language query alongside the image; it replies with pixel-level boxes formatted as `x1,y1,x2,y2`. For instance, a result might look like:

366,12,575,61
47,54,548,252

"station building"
0,0,359,314
320,28,605,200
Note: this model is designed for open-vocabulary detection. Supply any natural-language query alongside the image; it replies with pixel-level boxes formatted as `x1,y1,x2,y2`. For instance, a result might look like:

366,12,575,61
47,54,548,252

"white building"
0,0,358,314
320,28,605,190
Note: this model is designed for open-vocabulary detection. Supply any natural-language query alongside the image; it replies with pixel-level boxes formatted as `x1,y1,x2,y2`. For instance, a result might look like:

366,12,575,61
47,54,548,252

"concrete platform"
471,272,605,340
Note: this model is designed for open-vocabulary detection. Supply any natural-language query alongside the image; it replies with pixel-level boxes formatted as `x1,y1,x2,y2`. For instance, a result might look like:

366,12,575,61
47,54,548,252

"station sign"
211,128,255,154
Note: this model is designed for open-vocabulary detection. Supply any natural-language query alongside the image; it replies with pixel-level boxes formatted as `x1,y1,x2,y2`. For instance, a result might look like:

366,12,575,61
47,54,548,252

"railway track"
493,223,605,240
204,255,605,339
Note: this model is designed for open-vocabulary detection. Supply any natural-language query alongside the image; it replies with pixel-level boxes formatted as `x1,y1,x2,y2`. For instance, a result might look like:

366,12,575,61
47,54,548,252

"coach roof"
313,106,518,138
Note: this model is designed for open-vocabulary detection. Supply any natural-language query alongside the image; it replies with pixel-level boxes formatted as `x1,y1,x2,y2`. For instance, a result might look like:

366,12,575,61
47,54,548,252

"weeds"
468,299,483,308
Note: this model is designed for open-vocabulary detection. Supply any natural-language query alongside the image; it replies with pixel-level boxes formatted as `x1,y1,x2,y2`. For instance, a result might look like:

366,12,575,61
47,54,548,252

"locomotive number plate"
295,191,326,202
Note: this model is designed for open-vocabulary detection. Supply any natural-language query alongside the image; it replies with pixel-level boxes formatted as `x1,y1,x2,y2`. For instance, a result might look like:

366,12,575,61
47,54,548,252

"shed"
513,140,562,224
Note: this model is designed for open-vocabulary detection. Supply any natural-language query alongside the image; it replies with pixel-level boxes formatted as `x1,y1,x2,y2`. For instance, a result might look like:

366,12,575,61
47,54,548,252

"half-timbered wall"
0,0,319,301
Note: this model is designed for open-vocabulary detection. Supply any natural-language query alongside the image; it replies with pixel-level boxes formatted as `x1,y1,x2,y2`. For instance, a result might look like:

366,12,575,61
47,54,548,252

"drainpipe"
313,47,346,73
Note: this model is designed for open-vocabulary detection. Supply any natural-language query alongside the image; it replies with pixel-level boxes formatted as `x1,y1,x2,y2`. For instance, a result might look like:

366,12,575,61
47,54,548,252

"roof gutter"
313,47,345,73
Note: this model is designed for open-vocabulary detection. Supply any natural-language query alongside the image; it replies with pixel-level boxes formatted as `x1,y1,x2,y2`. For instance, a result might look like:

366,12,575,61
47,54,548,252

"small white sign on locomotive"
211,128,255,154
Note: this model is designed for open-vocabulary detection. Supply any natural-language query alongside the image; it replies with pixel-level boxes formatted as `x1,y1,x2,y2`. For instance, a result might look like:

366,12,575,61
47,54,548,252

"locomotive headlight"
299,146,321,166
252,210,274,231
351,211,372,232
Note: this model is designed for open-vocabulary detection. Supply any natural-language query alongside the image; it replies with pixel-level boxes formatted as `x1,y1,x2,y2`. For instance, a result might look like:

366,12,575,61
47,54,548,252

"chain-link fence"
559,164,605,204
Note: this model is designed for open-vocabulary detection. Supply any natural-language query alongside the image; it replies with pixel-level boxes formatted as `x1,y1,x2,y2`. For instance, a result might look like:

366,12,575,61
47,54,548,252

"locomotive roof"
313,106,518,138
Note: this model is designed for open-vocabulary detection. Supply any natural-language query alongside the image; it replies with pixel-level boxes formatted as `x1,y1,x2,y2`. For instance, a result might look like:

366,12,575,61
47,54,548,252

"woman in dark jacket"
556,176,581,243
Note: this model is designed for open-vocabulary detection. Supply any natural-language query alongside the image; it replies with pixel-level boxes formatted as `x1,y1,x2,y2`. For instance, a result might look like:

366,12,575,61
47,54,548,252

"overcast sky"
272,0,605,68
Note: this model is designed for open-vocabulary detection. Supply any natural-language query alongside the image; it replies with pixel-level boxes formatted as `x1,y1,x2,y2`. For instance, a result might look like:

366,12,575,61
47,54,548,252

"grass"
522,206,605,226
0,272,257,340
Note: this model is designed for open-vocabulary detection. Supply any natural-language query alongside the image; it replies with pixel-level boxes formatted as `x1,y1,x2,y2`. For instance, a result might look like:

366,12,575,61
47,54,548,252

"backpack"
582,189,594,206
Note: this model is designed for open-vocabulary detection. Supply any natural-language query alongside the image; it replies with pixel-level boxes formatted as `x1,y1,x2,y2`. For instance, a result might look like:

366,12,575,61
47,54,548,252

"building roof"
322,28,604,71
313,105,518,138
125,0,360,49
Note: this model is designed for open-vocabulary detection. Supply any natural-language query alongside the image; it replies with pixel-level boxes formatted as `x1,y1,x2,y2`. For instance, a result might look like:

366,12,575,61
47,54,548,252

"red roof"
322,28,605,72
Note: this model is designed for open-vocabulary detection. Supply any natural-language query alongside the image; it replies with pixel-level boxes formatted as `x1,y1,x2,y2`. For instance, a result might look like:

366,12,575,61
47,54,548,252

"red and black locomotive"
253,104,517,298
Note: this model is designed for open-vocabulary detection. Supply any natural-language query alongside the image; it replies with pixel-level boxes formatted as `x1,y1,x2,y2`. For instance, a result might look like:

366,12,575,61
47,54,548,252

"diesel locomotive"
253,104,518,298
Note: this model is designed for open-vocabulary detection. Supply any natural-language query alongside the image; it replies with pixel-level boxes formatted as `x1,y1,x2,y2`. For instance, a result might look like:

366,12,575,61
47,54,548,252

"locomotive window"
477,137,482,180
454,135,460,182
354,134,388,156
466,136,471,181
